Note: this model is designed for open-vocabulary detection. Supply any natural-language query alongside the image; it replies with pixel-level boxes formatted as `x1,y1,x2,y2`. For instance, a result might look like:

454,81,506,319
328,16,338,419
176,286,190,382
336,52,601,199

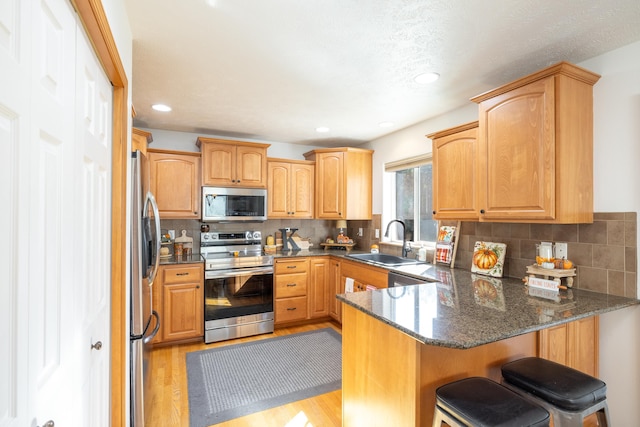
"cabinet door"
431,124,479,220
148,150,201,219
478,77,555,220
290,162,314,218
328,260,342,322
162,281,203,342
538,316,598,376
267,161,291,218
308,258,330,318
201,142,236,186
236,145,267,187
315,152,344,219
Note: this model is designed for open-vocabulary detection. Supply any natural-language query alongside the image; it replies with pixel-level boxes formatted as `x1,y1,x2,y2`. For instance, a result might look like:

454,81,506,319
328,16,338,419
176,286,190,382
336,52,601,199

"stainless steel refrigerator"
130,150,161,426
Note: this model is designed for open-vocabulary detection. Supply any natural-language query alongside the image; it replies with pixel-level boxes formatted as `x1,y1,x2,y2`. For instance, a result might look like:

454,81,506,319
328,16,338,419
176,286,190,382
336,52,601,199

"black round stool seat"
435,377,550,427
501,357,607,411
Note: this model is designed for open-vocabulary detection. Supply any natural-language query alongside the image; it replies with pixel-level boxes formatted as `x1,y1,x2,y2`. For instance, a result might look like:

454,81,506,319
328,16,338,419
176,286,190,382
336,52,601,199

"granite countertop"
337,266,640,350
159,253,204,265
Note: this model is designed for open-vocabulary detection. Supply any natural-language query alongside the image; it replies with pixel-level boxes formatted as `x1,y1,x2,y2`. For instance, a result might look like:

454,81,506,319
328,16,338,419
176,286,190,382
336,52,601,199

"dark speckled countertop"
337,266,639,349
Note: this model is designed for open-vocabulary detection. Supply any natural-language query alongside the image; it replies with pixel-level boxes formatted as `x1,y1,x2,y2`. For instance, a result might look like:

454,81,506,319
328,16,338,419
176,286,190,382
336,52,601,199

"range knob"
202,233,209,240
252,231,261,240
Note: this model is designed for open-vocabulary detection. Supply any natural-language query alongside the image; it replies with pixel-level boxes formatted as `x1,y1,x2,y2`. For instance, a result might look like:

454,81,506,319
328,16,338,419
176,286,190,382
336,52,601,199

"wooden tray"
526,264,576,287
320,242,355,253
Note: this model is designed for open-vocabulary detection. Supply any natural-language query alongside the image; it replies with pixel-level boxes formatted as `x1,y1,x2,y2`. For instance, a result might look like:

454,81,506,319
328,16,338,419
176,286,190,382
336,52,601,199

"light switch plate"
375,229,380,238
555,242,568,259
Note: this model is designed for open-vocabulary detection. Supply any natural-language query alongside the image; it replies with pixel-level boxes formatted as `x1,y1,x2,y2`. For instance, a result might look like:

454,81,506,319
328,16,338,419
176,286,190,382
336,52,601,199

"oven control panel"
201,230,262,243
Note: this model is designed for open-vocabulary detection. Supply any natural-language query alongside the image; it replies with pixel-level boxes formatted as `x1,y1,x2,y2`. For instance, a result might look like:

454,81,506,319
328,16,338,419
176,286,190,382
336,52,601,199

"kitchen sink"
346,253,420,266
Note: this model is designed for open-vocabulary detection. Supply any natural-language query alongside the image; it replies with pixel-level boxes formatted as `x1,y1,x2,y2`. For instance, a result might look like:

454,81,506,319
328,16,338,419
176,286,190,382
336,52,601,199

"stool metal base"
502,381,611,427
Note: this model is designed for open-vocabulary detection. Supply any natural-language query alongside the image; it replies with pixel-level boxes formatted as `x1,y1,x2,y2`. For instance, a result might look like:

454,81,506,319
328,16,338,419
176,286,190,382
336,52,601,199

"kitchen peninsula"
337,267,639,426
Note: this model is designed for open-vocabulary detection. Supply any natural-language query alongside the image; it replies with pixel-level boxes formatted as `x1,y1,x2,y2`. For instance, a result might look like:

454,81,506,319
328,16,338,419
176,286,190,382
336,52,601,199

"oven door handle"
206,266,274,279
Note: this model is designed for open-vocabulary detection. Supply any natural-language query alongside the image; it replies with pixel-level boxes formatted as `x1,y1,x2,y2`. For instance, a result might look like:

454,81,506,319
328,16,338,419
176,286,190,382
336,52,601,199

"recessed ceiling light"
152,103,172,112
414,72,440,84
379,122,394,128
315,126,330,133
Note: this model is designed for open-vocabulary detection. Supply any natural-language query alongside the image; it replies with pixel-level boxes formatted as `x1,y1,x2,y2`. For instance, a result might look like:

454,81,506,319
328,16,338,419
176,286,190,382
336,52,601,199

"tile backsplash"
163,212,637,298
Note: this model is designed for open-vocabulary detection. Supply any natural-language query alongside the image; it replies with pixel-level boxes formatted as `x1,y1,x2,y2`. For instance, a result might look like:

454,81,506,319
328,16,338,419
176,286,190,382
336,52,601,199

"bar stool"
501,357,611,427
432,377,550,427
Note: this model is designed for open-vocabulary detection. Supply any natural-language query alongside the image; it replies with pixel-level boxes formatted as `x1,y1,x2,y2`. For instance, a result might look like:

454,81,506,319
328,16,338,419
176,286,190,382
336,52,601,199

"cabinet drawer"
275,297,308,322
163,265,202,284
275,258,309,274
275,273,308,298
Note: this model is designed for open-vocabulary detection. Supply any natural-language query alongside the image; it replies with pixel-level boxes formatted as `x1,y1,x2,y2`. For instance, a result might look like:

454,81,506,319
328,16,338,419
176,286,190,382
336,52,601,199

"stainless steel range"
201,231,274,343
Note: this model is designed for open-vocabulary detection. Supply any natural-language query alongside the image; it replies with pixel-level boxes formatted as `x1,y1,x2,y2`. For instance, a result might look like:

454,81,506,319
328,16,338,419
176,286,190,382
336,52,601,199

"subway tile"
625,219,637,247
625,212,637,221
608,270,625,296
594,212,625,220
568,243,593,267
521,240,538,260
578,221,607,244
552,224,578,242
460,221,476,235
626,272,637,298
626,247,637,273
500,238,520,259
511,223,530,239
492,223,511,238
592,244,624,270
476,222,492,237
577,267,608,293
607,220,625,245
530,224,553,240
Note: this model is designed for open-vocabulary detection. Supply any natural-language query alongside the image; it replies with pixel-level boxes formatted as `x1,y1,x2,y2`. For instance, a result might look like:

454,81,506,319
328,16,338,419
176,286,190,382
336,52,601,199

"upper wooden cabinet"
428,122,479,221
470,62,600,223
131,127,152,154
147,149,201,219
303,147,373,220
197,137,270,188
267,158,315,219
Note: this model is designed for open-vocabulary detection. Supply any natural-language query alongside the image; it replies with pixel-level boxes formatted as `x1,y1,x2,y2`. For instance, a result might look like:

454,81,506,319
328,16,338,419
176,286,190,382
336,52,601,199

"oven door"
204,265,274,321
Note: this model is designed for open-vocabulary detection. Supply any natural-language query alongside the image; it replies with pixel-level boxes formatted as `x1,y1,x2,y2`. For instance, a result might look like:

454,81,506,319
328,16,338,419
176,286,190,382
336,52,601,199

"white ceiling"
126,0,640,147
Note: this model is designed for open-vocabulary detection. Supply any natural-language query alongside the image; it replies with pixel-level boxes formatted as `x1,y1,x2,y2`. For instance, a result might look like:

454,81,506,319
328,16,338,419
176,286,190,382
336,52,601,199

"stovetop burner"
200,230,272,270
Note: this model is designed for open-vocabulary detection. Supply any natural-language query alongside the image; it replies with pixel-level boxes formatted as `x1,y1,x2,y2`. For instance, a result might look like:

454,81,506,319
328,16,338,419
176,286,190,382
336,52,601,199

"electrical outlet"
375,229,380,238
555,242,568,259
358,227,363,237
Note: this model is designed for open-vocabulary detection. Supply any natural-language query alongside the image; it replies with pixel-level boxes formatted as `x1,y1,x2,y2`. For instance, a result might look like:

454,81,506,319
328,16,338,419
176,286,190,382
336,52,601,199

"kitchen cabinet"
152,264,204,344
197,137,270,188
428,122,479,220
131,127,152,154
267,158,314,219
274,258,309,324
538,316,599,376
328,259,342,322
470,62,600,223
303,147,373,220
147,149,201,219
308,257,330,318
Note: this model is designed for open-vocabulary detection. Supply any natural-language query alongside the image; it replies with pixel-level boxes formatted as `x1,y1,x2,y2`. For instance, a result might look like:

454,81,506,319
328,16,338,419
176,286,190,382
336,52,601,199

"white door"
0,0,113,425
75,18,113,426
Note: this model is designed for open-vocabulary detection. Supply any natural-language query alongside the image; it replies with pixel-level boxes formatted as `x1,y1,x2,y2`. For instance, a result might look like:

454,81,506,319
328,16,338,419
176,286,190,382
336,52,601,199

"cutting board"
175,229,193,249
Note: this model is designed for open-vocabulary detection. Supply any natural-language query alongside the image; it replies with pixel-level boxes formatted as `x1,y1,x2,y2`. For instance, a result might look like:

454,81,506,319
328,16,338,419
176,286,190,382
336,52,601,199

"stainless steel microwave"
202,187,267,222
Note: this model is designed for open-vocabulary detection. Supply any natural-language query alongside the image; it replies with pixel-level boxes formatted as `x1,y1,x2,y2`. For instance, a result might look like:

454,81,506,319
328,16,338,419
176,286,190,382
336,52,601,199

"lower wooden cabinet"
328,259,342,322
152,263,203,344
538,316,599,376
275,258,309,324
308,257,330,318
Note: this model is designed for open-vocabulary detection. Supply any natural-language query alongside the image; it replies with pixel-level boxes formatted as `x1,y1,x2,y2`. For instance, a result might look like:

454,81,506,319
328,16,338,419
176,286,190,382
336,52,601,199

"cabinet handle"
177,272,189,276
286,283,297,287
432,210,436,215
287,265,297,269
287,307,297,311
480,209,485,214
196,285,200,289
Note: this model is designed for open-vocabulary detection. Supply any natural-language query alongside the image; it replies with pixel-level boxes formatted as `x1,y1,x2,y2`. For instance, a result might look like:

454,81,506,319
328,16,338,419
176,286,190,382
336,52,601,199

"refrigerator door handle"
144,191,161,286
143,310,160,344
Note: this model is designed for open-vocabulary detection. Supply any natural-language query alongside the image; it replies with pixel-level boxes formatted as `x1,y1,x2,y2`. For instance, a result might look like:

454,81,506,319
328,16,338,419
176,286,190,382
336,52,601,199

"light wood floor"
145,321,343,427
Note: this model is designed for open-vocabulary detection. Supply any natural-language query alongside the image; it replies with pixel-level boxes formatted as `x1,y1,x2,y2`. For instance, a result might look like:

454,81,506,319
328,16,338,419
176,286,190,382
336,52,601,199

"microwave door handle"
144,191,161,286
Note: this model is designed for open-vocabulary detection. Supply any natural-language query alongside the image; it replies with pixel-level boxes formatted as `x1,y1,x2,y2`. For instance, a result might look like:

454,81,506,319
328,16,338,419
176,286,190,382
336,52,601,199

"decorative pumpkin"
473,248,499,270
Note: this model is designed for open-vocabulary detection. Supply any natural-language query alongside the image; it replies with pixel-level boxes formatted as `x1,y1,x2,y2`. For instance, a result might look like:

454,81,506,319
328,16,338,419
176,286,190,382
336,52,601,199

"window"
384,155,437,245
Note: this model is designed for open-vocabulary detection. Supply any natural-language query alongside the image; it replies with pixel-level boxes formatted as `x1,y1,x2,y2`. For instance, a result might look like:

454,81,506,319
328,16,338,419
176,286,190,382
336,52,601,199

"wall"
138,127,320,159
363,40,640,425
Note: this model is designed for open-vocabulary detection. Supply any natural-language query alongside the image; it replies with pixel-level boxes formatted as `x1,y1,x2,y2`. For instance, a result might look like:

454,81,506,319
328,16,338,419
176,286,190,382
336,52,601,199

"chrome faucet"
384,219,409,258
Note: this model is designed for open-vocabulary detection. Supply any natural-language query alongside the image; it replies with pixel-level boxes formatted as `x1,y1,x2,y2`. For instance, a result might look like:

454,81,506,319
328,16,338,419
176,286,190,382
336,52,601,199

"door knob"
91,341,103,351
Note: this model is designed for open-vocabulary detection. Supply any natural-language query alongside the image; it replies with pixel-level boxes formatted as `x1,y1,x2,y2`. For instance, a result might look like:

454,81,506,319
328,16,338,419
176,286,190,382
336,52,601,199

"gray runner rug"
186,328,342,427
